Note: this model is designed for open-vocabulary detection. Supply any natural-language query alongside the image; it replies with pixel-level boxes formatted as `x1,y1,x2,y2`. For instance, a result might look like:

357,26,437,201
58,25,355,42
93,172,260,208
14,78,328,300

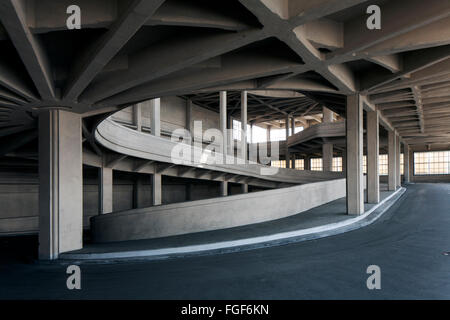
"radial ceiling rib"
0,0,55,100
63,0,165,101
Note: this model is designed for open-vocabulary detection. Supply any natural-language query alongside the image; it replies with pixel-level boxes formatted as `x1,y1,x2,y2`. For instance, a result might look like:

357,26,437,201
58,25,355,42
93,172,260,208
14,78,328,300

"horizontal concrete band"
91,179,347,243
65,187,406,261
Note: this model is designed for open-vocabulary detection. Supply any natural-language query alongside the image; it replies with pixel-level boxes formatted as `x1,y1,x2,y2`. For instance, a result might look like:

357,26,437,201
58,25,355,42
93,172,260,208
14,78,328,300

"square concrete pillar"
346,94,364,215
285,115,290,168
133,104,142,131
220,91,227,162
404,144,410,183
39,110,83,260
396,135,401,187
367,110,380,204
240,91,248,162
98,166,113,214
152,173,162,205
150,98,161,137
304,156,311,170
186,99,193,143
322,143,333,171
388,130,397,191
220,181,228,196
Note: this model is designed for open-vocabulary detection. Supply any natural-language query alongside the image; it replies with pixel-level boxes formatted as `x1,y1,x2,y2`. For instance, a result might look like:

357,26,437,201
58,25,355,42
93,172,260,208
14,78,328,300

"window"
363,155,367,174
311,158,323,171
332,157,343,172
295,159,304,170
270,128,286,142
379,154,388,176
414,151,450,175
271,160,287,168
400,153,404,175
251,125,267,143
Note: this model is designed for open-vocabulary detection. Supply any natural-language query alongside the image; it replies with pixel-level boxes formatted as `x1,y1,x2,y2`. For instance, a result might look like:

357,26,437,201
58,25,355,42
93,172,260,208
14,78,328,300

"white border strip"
62,188,406,261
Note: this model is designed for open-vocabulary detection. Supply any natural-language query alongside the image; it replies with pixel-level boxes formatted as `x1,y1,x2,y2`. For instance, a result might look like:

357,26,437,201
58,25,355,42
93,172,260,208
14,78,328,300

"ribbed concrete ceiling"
0,0,449,151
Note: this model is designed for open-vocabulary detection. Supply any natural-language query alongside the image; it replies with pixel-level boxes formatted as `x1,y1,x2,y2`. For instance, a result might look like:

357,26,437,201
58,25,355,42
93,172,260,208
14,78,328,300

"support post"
220,181,228,196
388,130,397,191
39,110,83,260
151,98,160,137
367,110,380,203
152,173,162,206
186,99,193,144
241,91,248,162
404,144,410,183
133,104,142,131
304,155,311,170
322,107,333,171
220,91,227,162
346,95,364,215
396,135,401,187
98,165,113,214
285,115,290,168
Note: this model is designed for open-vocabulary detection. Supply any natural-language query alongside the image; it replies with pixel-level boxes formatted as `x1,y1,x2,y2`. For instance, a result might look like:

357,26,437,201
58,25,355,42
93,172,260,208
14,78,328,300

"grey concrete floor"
1,183,449,299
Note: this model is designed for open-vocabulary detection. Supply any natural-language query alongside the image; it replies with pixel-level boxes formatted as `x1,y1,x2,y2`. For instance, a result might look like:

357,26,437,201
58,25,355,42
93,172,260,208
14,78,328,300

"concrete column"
186,99,193,144
388,130,397,191
346,95,364,215
151,99,162,205
220,91,227,162
98,166,113,214
133,104,142,131
227,115,234,156
220,181,228,196
285,115,290,168
150,98,161,137
322,107,333,171
241,184,248,193
342,151,347,172
322,144,333,171
266,125,271,142
304,155,311,170
396,135,401,187
404,144,410,183
38,110,83,260
241,91,248,162
152,173,162,205
291,154,296,169
367,110,380,204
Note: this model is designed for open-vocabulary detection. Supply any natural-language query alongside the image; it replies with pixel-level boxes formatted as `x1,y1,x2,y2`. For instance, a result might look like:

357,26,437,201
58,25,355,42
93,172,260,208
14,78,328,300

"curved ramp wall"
91,178,346,243
95,119,344,184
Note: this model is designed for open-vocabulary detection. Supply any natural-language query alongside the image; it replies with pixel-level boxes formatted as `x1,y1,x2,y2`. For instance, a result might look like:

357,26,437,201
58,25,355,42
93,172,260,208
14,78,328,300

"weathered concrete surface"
91,179,346,242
